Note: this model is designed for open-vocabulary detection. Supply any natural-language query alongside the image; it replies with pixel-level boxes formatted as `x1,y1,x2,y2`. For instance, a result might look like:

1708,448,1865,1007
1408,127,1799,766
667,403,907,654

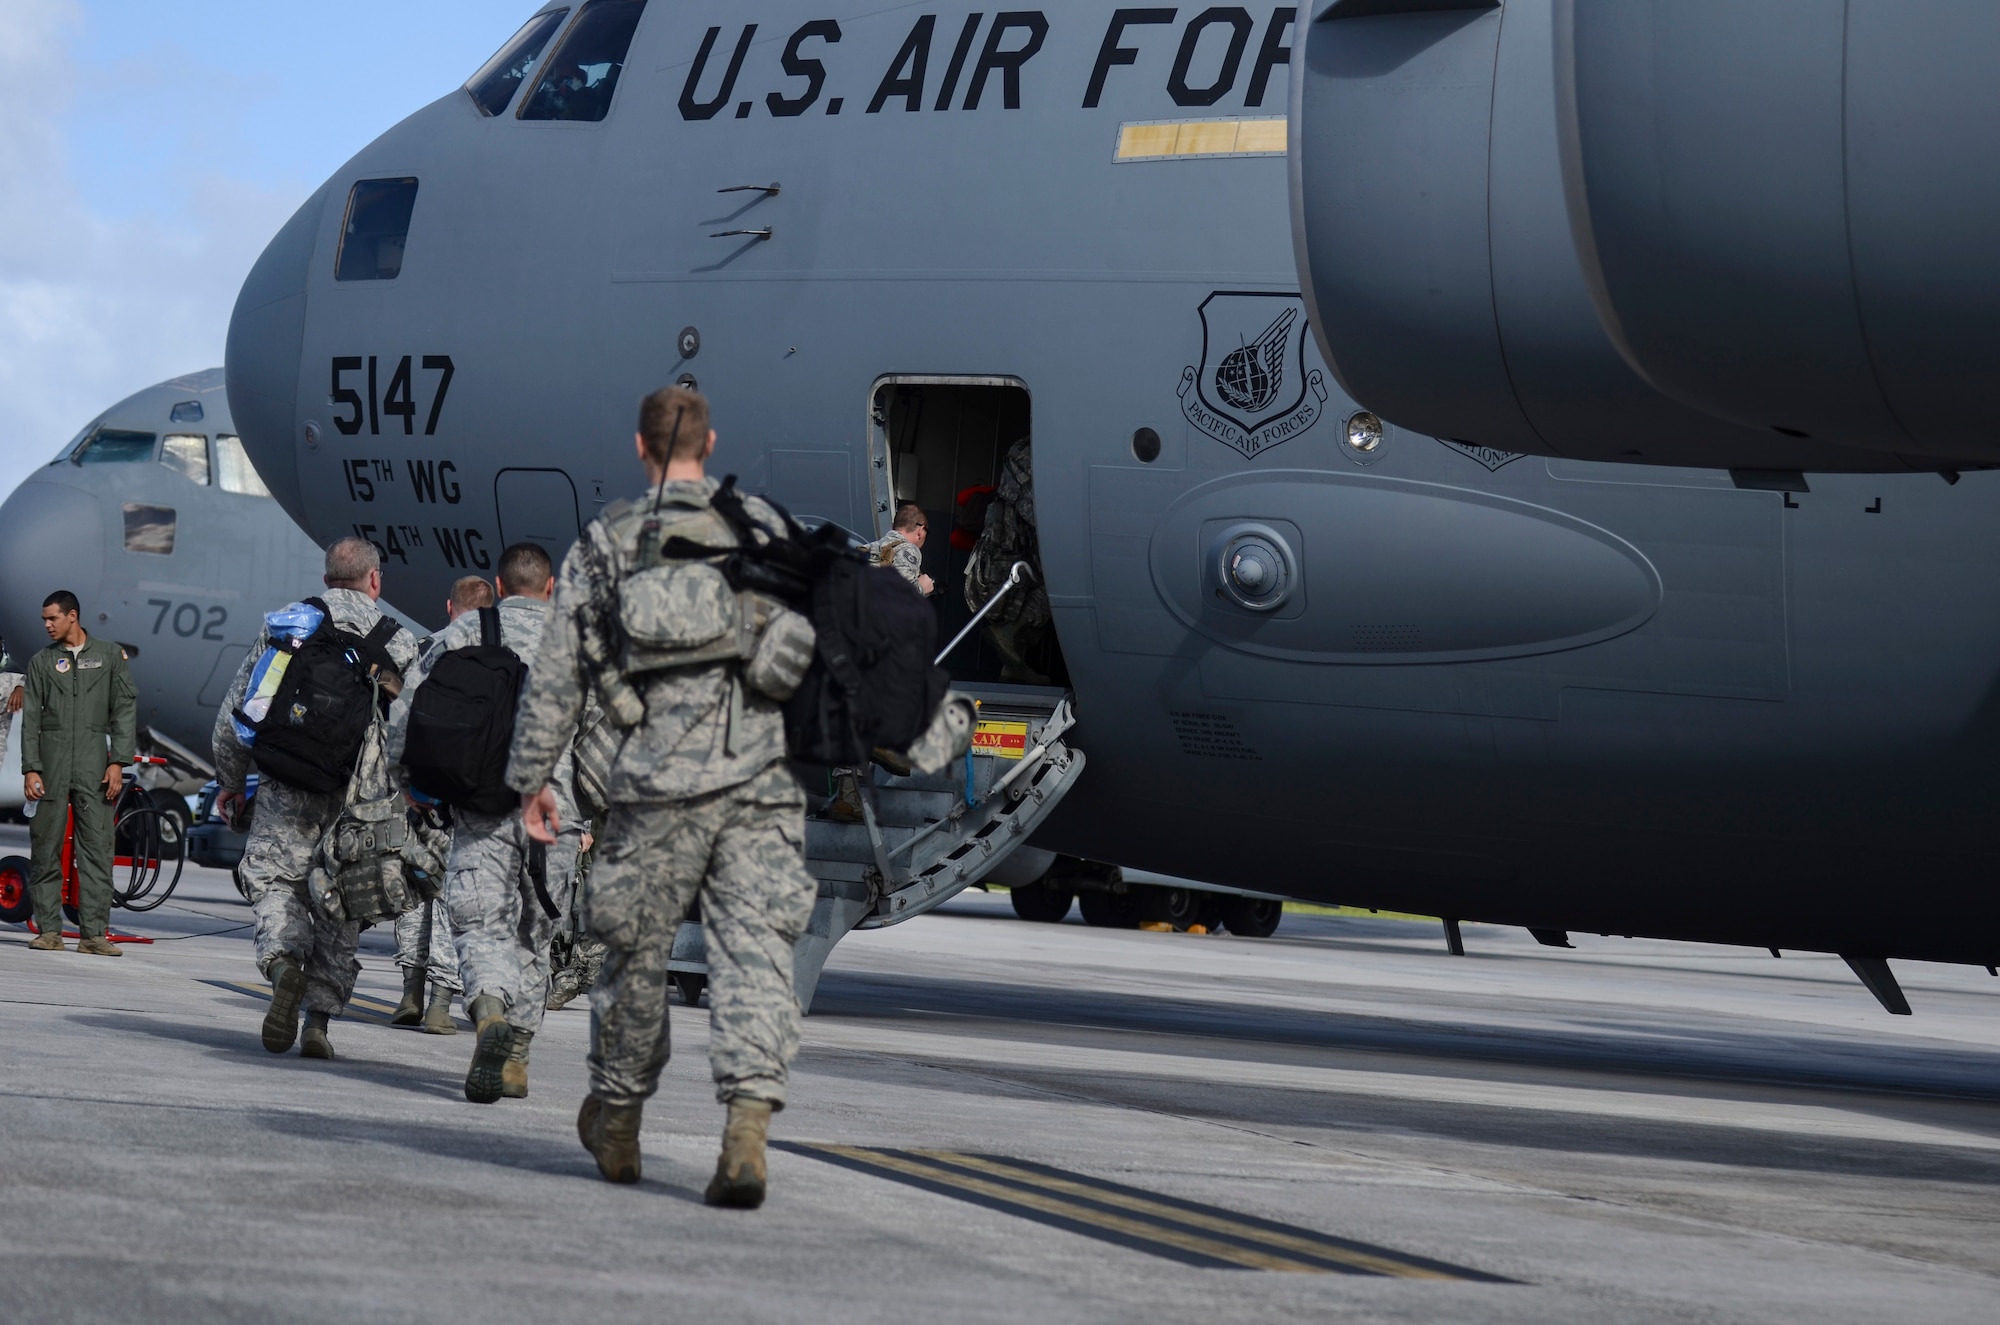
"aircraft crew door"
495,468,582,564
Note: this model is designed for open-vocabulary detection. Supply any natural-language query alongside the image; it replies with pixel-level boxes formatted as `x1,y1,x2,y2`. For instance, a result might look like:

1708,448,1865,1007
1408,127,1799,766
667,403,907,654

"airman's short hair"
496,543,553,597
893,503,927,533
42,590,80,616
324,536,381,586
637,386,711,464
450,576,495,613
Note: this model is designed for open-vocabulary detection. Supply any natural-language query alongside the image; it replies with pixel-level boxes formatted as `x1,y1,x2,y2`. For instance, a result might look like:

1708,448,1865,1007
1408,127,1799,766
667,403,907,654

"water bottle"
21,797,37,819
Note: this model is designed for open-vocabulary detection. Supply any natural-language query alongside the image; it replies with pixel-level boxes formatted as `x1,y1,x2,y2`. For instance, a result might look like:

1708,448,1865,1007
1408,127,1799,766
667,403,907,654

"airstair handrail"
935,560,1035,665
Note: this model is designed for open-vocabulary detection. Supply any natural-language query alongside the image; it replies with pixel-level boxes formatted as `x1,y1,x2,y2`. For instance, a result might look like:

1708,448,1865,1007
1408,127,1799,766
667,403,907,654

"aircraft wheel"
671,971,707,1006
1134,885,1200,931
1221,896,1283,938
1077,888,1142,929
149,791,191,859
1009,880,1074,923
0,854,32,924
1195,896,1229,933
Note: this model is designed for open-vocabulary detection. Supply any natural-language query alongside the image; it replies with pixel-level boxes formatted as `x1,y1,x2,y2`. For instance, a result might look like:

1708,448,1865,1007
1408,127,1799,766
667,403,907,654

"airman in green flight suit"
21,590,137,955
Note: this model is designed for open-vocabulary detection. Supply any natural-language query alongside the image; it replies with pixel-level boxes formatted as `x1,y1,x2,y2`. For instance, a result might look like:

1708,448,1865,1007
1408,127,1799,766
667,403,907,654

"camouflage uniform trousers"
444,808,582,1036
394,898,461,993
586,763,815,1108
242,777,360,1016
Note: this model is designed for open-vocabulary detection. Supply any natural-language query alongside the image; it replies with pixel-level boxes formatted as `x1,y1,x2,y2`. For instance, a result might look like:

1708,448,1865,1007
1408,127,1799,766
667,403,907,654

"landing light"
1345,411,1383,455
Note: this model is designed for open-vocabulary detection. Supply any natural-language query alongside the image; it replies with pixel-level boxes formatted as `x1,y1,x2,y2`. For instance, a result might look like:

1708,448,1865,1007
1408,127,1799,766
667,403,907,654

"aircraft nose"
0,477,104,664
226,183,330,529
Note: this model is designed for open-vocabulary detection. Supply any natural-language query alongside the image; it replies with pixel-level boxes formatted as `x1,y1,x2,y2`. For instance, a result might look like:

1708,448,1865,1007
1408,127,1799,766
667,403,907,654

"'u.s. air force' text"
678,8,1296,121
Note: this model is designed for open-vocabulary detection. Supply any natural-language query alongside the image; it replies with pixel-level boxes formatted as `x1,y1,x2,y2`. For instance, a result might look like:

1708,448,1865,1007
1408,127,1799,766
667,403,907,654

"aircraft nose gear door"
668,685,1086,1011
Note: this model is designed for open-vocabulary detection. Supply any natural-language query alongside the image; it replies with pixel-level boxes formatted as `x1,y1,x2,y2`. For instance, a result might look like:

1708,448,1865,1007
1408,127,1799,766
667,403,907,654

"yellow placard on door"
972,720,1030,760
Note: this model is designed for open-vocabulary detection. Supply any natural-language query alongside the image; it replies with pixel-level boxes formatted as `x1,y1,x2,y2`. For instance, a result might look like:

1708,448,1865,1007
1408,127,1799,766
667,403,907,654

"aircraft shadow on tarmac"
63,1008,711,1191
806,972,2000,1184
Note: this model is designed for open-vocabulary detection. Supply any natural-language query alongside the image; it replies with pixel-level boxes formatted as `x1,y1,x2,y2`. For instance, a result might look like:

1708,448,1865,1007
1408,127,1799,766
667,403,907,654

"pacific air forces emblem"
1178,291,1329,459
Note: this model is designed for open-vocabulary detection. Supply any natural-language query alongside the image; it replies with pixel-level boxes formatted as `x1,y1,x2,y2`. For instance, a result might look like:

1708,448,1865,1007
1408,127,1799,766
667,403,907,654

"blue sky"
0,0,533,499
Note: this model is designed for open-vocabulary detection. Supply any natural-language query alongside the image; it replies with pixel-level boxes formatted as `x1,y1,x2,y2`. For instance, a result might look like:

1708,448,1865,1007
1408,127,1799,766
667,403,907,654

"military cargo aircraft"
0,370,328,824
223,1,2000,1012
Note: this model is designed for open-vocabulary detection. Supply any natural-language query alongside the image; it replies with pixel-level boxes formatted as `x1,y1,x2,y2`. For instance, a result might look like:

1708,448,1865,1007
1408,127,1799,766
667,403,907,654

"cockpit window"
518,0,646,122
161,434,210,485
335,178,419,281
215,435,272,498
468,8,571,116
73,429,156,465
123,504,176,556
170,400,204,423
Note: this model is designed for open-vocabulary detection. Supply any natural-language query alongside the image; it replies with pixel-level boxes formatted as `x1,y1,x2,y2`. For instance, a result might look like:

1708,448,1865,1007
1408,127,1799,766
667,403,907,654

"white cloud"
0,0,305,498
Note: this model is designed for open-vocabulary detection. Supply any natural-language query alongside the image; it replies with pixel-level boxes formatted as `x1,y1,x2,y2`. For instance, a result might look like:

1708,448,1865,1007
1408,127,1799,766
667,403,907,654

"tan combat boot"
28,931,65,952
704,1098,773,1209
463,994,514,1104
300,1010,335,1060
420,983,457,1035
577,1095,643,1184
390,966,425,1025
500,1029,531,1099
76,935,123,957
261,957,307,1053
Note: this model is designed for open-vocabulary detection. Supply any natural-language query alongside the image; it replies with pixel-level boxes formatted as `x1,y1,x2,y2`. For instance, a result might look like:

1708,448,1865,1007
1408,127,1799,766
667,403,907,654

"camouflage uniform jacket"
387,595,584,828
212,587,420,794
507,477,794,805
865,531,925,589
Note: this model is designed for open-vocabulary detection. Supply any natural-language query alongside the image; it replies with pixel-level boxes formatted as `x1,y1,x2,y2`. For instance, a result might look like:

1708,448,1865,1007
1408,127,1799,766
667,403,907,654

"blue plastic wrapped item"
231,601,326,745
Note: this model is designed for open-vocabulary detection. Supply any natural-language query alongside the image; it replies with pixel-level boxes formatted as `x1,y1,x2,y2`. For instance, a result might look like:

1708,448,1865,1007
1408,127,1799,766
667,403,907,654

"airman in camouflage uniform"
389,542,588,1103
864,503,934,596
214,538,418,1060
964,436,1054,683
388,574,497,1030
391,900,461,1032
510,386,817,1208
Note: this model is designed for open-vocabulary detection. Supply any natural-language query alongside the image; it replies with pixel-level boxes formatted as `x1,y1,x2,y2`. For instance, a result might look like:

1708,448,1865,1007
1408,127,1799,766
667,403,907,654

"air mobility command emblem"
55,656,69,673
1179,292,1328,459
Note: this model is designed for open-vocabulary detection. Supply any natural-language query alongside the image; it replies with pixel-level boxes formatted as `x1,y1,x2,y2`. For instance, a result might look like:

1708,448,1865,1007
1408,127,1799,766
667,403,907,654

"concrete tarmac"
3,825,1997,1323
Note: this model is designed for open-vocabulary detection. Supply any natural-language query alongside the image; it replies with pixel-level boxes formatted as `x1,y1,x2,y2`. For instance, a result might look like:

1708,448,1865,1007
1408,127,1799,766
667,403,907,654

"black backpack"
239,598,401,795
401,607,527,815
785,555,948,766
671,478,950,766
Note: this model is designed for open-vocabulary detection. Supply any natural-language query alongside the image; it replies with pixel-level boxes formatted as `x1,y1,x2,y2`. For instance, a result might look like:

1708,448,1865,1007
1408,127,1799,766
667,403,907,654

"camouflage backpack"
590,481,817,725
308,682,445,924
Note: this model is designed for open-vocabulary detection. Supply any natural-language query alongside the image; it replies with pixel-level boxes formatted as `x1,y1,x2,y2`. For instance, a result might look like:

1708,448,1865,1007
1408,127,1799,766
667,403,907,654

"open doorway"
869,376,1067,688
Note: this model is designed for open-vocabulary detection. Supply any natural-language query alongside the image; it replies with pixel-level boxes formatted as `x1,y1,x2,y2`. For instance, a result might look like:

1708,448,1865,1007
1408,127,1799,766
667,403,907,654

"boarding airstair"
668,685,1084,1010
668,562,1086,1009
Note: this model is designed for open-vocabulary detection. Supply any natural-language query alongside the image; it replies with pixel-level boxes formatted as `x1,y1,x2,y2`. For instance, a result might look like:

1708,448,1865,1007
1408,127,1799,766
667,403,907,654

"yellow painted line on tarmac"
925,1150,1465,1279
781,1142,1510,1280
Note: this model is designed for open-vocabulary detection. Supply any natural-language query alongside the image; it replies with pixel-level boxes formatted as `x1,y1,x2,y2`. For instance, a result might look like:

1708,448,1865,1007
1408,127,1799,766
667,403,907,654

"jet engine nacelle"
1289,0,1998,475
1561,0,2000,466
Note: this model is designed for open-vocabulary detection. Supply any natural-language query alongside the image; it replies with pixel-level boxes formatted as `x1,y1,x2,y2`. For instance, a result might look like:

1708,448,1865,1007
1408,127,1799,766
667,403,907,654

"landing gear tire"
1221,896,1282,938
1009,881,1075,923
1134,885,1200,931
0,854,31,924
671,971,707,1006
1077,888,1143,929
1195,896,1229,934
